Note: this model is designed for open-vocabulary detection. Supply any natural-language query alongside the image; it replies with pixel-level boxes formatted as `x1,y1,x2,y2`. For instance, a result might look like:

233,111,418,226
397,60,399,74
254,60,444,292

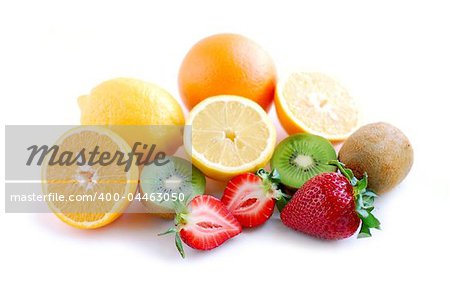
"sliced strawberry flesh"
196,221,223,229
222,173,276,228
223,177,262,211
236,198,258,209
179,195,242,251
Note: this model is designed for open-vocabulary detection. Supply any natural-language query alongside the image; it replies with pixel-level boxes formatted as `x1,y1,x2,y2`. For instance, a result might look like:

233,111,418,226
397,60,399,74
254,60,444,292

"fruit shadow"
271,221,342,248
33,210,361,262
32,212,184,262
33,197,371,263
186,216,356,261
267,212,360,249
113,213,191,261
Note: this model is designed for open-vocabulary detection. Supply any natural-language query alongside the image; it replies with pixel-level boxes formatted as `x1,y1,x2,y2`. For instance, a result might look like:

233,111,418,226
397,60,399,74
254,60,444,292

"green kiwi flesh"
140,156,206,212
270,134,337,189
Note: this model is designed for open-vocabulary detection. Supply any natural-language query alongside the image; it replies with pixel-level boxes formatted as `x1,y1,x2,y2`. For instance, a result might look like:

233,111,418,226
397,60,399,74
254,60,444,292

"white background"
1,1,449,299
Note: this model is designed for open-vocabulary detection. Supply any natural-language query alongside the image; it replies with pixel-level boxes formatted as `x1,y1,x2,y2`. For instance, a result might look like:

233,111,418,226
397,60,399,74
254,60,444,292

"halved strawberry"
221,169,288,228
159,195,242,258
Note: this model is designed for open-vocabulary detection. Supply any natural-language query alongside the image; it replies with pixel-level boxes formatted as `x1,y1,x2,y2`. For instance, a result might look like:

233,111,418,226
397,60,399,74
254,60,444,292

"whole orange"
178,33,277,111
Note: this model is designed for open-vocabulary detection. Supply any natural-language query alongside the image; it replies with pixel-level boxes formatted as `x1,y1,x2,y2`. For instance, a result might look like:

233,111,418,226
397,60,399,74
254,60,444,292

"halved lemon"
275,72,359,141
184,95,276,181
42,126,139,229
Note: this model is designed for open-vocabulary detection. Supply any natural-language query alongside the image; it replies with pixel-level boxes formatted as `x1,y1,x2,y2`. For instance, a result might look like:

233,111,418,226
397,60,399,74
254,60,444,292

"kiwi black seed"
270,134,337,189
140,156,206,217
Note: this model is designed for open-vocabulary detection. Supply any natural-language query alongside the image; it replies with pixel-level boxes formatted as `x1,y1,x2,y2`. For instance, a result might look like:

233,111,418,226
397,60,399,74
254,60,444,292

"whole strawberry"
281,161,380,239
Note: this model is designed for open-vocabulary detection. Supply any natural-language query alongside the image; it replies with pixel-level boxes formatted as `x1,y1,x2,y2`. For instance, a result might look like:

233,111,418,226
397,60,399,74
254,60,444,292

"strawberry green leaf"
158,227,178,236
274,190,291,212
356,208,369,218
159,222,186,258
257,168,283,187
329,160,381,239
364,190,378,198
358,224,372,238
354,173,368,193
175,212,188,226
362,196,375,208
270,169,282,184
257,168,291,212
158,227,185,258
175,233,185,259
362,212,381,229
276,196,290,212
356,194,364,209
256,168,269,178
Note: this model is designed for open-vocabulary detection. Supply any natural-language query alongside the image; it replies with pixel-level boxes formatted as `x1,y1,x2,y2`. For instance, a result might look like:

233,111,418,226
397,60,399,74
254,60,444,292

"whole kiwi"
338,122,413,194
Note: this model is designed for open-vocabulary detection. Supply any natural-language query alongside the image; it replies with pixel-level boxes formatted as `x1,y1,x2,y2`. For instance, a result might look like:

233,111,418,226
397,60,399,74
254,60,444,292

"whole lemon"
78,78,185,158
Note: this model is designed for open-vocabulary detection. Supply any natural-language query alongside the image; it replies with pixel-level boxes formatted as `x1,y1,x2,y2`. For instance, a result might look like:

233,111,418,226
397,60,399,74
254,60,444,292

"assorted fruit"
42,33,414,257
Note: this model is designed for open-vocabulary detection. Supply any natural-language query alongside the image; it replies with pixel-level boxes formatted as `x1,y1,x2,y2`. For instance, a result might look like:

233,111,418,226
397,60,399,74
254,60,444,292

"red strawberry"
221,169,288,228
159,195,242,258
281,161,380,240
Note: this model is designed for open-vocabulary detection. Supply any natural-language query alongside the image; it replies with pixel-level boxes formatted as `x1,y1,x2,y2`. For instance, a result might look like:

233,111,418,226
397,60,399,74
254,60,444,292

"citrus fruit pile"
41,33,413,258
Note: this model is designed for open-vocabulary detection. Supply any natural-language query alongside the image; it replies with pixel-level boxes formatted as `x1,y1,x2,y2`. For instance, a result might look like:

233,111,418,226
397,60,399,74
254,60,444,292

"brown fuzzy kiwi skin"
338,122,414,195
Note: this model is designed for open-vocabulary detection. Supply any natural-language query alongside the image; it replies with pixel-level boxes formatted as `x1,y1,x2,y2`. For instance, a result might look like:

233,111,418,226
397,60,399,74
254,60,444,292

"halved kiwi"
140,156,206,217
270,134,337,189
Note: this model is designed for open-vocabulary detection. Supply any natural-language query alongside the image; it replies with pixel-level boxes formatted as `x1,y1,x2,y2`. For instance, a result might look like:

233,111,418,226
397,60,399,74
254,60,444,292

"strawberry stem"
175,233,185,258
158,227,178,236
158,226,185,258
329,160,381,238
158,209,188,258
256,168,291,212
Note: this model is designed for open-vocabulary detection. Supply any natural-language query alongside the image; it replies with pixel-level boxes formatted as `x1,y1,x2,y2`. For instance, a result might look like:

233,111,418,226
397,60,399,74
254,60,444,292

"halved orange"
42,126,139,229
275,72,359,141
